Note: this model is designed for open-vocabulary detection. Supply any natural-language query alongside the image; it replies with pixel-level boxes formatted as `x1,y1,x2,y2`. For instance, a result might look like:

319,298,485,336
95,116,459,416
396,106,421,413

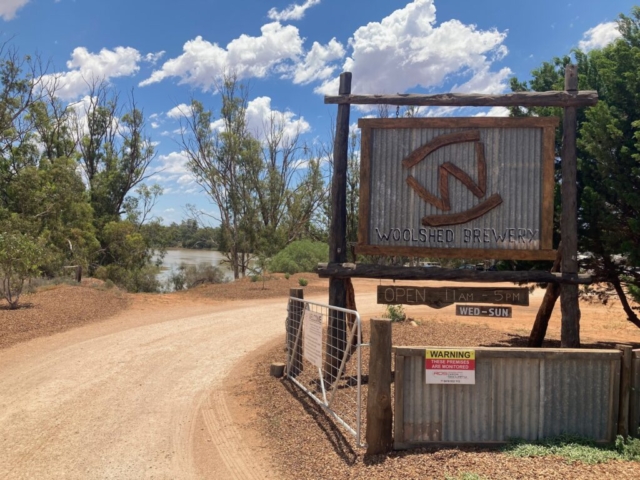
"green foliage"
250,275,259,283
153,219,219,249
270,240,328,274
167,262,226,291
510,6,640,322
0,233,43,309
298,278,308,287
503,434,640,464
95,263,161,293
284,272,290,280
383,304,406,322
93,221,163,292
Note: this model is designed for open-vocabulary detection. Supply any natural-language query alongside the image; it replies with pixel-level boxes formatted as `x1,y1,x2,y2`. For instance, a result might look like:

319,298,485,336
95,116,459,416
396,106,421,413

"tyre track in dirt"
0,295,333,479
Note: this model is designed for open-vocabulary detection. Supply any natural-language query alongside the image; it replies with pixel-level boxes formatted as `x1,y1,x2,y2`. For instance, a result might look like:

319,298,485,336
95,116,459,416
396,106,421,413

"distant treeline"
150,219,220,250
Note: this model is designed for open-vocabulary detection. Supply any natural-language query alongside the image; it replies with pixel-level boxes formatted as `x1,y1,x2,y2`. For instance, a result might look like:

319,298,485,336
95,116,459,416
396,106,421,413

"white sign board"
303,309,323,369
425,349,476,385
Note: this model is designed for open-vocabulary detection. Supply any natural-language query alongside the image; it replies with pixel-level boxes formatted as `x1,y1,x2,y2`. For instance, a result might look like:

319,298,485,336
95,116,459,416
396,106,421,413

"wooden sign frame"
357,117,559,261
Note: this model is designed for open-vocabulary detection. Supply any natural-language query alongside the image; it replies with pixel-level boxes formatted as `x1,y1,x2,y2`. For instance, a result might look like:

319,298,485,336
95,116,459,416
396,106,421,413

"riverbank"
0,273,328,350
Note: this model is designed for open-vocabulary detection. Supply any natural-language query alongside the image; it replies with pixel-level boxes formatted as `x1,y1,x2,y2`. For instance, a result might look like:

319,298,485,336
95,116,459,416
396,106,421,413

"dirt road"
0,294,338,480
1,278,637,480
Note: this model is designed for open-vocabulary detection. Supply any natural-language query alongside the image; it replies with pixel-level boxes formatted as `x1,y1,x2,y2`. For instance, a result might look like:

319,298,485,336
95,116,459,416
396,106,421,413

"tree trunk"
528,248,562,347
610,275,640,328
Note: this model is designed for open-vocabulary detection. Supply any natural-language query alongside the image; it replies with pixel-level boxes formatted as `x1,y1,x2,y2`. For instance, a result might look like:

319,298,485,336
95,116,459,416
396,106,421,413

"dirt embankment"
0,273,328,351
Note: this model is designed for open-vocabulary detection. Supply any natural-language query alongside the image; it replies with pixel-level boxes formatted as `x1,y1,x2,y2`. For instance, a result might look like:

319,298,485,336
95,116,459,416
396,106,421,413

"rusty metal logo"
403,130,503,227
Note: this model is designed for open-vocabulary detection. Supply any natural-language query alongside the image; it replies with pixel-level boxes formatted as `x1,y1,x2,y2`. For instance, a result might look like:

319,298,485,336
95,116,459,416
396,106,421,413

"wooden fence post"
617,344,633,437
327,72,352,380
366,318,392,455
287,288,304,377
560,64,581,348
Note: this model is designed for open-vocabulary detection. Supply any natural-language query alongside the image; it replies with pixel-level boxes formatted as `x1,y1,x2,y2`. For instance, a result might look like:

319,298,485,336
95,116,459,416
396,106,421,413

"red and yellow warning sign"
425,349,476,384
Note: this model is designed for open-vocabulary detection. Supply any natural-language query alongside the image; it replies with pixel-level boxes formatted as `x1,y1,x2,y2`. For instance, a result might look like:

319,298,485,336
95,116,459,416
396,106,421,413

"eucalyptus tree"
181,74,327,278
72,81,157,228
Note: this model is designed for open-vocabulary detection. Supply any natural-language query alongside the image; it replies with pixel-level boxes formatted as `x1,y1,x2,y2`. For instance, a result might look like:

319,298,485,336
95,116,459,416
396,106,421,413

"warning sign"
425,349,476,385
303,310,323,369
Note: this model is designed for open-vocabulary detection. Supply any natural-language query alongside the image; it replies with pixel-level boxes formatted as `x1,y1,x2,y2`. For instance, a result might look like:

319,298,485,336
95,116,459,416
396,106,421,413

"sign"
426,349,476,384
377,285,529,309
357,117,558,260
303,310,323,369
456,305,512,318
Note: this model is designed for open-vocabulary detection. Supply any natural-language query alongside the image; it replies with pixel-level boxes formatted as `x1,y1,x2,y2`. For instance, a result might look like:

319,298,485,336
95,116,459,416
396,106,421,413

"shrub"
250,275,259,283
167,262,226,291
298,278,308,287
96,264,162,293
284,272,290,280
0,233,43,309
383,304,406,322
270,240,328,274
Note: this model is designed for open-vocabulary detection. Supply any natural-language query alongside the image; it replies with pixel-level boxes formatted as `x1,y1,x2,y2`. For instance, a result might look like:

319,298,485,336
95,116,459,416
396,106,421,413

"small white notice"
303,310,323,369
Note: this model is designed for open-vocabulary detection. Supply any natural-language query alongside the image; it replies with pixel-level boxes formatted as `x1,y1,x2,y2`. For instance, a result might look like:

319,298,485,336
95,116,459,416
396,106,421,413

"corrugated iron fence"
632,349,640,437
394,346,624,449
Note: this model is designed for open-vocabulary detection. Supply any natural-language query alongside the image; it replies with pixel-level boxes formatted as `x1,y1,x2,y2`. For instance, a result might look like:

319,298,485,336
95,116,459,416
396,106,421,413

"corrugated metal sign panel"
631,350,640,437
395,348,620,448
358,118,558,260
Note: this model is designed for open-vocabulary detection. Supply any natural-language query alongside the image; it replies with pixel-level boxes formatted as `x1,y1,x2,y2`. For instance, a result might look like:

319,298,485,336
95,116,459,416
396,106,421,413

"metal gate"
285,297,366,447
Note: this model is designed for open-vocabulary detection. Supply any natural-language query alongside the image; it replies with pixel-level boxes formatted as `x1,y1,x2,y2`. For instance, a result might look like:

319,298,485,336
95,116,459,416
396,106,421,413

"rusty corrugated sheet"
631,351,640,437
397,348,620,447
369,127,543,250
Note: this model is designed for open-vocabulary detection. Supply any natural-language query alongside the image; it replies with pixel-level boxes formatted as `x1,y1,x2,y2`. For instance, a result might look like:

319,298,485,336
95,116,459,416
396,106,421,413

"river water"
156,248,234,288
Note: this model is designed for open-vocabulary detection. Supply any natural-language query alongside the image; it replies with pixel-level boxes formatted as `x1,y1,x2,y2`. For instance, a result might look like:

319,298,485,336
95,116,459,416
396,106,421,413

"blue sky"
2,0,635,224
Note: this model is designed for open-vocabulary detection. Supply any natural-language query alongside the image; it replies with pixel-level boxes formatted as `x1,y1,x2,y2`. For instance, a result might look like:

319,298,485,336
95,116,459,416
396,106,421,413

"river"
156,248,234,288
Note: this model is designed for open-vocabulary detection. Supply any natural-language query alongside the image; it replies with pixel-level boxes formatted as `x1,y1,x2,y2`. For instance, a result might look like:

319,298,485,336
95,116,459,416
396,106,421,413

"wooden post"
287,288,304,377
617,344,633,437
327,72,352,380
366,318,392,455
560,64,581,348
528,247,561,347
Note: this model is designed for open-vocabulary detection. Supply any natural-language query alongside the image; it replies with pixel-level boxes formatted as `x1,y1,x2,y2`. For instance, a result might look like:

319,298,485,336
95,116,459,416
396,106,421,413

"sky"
1,0,635,225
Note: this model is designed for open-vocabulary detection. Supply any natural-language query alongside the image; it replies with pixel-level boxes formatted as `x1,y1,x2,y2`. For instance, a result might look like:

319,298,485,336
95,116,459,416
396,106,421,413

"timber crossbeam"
324,91,598,108
317,263,592,285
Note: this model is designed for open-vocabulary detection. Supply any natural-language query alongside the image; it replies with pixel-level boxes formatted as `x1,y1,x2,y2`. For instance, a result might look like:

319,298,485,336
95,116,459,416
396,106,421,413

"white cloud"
140,22,304,90
316,0,511,97
154,150,205,194
155,151,196,190
452,65,512,95
43,46,142,100
210,96,310,143
473,106,510,117
144,51,166,64
578,21,621,51
167,103,194,119
292,38,345,84
267,0,320,22
0,0,30,20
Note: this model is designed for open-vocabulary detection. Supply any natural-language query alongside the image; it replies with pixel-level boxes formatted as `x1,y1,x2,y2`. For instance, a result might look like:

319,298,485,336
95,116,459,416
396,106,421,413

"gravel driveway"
0,295,314,479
